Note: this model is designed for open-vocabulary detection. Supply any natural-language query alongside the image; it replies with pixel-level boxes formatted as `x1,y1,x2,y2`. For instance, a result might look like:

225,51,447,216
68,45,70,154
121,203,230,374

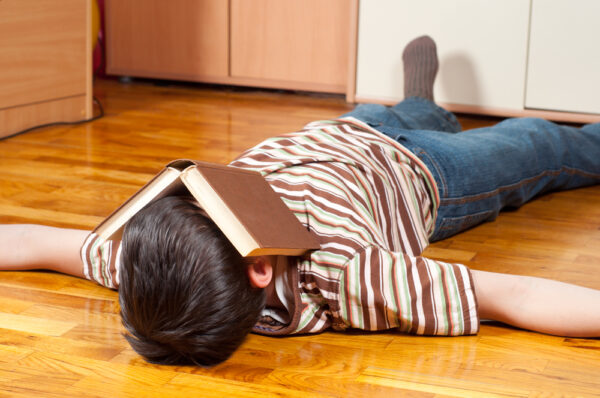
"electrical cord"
0,96,105,142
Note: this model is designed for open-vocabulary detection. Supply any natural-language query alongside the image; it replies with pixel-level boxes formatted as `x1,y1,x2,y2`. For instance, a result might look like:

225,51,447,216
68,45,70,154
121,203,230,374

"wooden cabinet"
0,0,92,138
106,0,229,81
354,0,600,123
230,0,350,93
105,0,356,94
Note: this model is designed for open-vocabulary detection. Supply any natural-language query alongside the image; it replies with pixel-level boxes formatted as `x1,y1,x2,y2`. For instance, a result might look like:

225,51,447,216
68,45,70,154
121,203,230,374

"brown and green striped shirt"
231,118,479,336
81,117,479,336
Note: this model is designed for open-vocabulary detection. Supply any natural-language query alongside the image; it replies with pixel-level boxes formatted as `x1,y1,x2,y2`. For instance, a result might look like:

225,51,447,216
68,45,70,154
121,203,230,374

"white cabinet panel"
355,0,530,109
525,0,600,115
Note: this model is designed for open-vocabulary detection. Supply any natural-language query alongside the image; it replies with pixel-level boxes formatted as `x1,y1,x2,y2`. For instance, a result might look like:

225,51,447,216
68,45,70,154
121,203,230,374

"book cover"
94,159,320,256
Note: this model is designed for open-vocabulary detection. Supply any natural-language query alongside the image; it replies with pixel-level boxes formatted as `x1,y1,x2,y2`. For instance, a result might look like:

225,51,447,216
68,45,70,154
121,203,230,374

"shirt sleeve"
79,232,121,289
338,246,479,336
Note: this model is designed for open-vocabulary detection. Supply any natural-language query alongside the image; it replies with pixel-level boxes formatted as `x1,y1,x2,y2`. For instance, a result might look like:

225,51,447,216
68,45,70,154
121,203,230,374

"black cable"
0,96,105,142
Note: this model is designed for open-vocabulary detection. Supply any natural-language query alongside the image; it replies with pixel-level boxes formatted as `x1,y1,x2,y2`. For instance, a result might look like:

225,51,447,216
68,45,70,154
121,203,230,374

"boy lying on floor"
2,37,600,366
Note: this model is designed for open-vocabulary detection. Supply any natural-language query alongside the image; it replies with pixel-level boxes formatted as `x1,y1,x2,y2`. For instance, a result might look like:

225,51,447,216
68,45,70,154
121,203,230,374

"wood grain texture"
0,0,92,138
0,0,88,109
0,79,599,397
105,0,355,94
230,0,351,93
0,95,90,139
105,0,229,81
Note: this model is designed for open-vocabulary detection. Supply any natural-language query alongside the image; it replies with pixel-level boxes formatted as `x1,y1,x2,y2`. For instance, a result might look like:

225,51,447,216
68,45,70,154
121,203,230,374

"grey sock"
402,36,439,101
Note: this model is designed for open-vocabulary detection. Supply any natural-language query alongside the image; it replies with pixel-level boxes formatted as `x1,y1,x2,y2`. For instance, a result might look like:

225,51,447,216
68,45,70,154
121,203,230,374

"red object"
93,0,106,77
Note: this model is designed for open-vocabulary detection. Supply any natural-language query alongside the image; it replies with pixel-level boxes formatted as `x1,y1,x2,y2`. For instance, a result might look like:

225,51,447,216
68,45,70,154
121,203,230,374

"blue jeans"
343,97,600,241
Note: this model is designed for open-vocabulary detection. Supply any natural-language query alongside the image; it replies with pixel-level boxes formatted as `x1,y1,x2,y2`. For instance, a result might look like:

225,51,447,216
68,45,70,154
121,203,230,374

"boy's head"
119,196,266,366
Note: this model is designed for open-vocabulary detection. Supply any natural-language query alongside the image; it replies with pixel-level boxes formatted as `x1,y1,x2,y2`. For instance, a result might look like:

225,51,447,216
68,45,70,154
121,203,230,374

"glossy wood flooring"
1,79,599,397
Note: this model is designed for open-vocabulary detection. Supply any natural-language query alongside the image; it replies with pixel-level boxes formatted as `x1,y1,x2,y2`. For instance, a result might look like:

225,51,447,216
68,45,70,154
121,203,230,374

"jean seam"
438,209,496,231
406,96,461,132
436,106,461,132
440,166,600,205
412,147,447,198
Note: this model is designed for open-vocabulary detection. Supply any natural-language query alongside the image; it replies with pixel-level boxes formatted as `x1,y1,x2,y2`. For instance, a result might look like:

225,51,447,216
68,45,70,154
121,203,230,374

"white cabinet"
525,0,600,115
354,0,600,122
356,0,530,109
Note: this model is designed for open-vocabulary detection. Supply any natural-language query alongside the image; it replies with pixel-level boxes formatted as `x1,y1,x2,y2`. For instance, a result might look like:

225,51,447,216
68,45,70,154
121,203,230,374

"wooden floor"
1,79,599,397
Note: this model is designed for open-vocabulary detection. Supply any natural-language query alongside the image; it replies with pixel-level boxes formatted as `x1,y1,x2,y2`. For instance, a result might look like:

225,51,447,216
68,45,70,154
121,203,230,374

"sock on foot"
402,35,439,101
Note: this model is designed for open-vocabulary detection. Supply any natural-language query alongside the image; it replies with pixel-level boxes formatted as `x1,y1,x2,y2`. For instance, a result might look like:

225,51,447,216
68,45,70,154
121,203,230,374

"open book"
94,160,320,256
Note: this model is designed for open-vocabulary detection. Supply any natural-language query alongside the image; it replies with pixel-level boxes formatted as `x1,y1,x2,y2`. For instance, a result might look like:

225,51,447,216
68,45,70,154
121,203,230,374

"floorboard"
0,78,599,397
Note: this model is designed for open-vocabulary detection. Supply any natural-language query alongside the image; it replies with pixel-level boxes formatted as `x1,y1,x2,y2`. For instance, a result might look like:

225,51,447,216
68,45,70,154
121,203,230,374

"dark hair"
119,196,265,366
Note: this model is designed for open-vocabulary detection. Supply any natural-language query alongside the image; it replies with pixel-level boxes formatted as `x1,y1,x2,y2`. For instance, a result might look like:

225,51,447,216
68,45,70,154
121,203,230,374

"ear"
246,256,273,288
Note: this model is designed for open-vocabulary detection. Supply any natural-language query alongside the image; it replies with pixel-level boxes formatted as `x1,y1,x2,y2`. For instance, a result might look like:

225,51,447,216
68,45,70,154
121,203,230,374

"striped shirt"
81,117,479,336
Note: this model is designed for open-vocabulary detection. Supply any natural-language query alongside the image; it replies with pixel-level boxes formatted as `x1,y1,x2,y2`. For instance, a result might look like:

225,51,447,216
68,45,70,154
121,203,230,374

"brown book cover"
94,159,320,256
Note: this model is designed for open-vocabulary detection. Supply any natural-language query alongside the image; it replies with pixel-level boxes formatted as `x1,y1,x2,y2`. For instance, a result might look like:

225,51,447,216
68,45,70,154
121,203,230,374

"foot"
402,36,439,101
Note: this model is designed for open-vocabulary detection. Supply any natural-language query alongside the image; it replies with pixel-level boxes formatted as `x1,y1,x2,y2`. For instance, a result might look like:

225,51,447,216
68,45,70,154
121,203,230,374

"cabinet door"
105,0,228,80
525,0,600,115
0,0,87,110
355,0,530,109
230,0,351,93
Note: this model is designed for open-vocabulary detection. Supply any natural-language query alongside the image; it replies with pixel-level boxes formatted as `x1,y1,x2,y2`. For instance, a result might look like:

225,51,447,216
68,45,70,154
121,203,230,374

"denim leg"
343,100,600,241
342,97,462,133
395,118,600,241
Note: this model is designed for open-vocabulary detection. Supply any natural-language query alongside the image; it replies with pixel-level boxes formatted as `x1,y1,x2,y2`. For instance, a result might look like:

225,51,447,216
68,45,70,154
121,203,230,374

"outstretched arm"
472,269,600,337
0,224,89,278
